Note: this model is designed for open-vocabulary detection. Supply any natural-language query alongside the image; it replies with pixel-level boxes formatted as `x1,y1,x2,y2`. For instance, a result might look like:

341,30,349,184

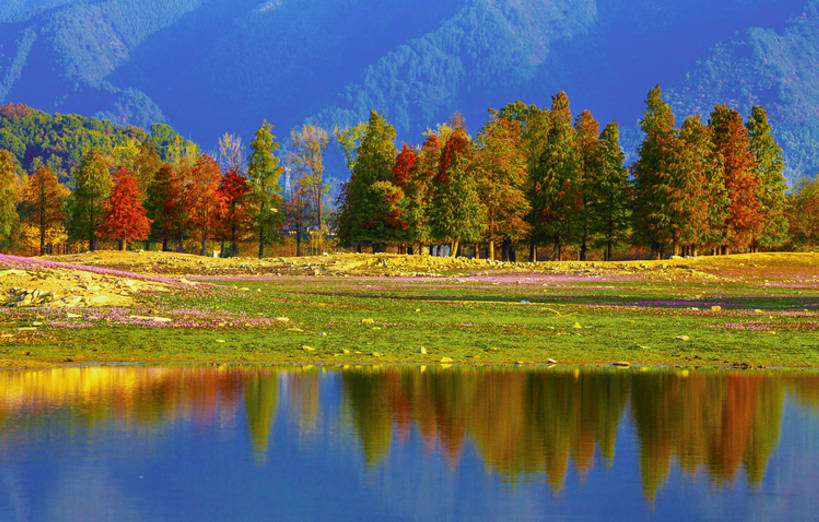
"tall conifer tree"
709,105,763,252
336,111,397,250
590,122,630,261
247,121,284,258
746,105,788,249
633,85,676,258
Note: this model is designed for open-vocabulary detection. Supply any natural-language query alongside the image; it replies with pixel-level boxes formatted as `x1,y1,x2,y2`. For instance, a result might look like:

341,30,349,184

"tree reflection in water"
0,365,814,498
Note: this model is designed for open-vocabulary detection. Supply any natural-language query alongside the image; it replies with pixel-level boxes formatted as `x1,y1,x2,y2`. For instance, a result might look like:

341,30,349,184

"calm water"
0,365,816,521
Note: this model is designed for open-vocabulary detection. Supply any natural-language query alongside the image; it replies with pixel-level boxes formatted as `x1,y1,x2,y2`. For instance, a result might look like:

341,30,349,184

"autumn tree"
0,149,21,249
473,112,530,260
216,169,249,257
786,177,819,247
675,116,728,255
185,154,225,256
97,167,151,250
283,180,312,257
22,164,69,254
402,137,438,253
632,85,677,258
532,92,582,260
246,121,284,258
746,105,788,249
337,111,397,250
218,132,245,174
429,118,485,257
69,149,111,251
589,122,631,261
146,164,183,251
290,124,330,237
709,104,763,252
500,101,550,261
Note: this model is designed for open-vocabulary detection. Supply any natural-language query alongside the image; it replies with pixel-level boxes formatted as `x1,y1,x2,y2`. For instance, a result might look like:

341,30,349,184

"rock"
710,305,722,311
418,347,427,354
371,352,384,357
275,317,290,322
612,361,630,367
361,318,375,324
302,345,316,352
546,358,557,364
675,335,690,341
572,322,582,329
88,295,110,306
339,348,351,354
440,356,453,363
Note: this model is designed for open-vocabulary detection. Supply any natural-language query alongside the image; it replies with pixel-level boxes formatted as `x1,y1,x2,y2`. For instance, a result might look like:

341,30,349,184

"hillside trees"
22,164,69,254
97,167,151,250
247,121,284,258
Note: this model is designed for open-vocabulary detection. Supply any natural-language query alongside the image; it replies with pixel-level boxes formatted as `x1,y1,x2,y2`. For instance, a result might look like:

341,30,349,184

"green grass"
2,271,816,368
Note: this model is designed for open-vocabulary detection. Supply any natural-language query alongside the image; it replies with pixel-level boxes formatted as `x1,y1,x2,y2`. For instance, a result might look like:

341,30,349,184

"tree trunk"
474,244,480,259
606,241,612,262
162,237,168,252
201,225,208,257
231,222,238,257
529,239,536,263
451,240,459,258
489,240,495,261
553,234,561,262
119,239,125,251
296,227,302,257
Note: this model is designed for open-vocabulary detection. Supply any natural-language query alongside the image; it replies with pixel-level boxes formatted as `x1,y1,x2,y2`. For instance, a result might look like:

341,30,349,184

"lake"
0,365,816,520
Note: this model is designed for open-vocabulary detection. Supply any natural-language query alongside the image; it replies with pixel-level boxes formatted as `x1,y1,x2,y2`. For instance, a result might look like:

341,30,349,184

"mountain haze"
0,0,815,181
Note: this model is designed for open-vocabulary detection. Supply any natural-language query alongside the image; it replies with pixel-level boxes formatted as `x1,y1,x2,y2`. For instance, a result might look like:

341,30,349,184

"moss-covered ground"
0,252,816,368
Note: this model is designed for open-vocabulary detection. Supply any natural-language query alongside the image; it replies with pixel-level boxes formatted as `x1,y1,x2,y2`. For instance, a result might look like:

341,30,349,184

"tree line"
337,86,815,259
0,86,816,259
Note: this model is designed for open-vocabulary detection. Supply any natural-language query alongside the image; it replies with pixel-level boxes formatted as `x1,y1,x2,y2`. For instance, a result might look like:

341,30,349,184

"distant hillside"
666,2,818,182
0,103,194,173
0,0,815,182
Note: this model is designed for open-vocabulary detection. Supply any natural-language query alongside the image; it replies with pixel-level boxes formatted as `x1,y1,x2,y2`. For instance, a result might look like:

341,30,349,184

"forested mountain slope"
0,0,815,182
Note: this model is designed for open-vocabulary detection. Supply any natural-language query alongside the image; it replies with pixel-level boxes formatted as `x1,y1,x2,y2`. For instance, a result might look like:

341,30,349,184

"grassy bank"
0,252,816,368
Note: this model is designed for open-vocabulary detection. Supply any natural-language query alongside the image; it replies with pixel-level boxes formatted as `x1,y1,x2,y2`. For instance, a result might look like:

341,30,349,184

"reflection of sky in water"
0,367,816,521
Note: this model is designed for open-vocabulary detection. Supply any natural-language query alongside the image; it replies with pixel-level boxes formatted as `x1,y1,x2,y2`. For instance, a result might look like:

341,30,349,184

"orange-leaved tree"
23,164,69,254
97,167,151,250
709,104,763,252
216,168,249,256
185,154,226,256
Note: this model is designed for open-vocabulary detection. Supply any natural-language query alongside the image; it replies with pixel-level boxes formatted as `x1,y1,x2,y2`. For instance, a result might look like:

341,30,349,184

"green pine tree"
247,121,284,259
68,149,111,251
746,105,788,250
0,149,21,250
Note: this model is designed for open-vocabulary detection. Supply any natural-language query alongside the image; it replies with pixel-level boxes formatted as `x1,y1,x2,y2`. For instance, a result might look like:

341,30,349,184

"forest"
0,85,816,261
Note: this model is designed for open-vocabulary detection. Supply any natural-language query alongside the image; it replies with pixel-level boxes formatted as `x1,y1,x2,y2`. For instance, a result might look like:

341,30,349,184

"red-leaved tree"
216,168,249,256
185,154,226,256
97,167,151,250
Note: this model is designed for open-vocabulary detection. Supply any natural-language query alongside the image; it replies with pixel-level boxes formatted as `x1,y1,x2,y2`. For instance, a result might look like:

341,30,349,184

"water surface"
0,365,816,520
